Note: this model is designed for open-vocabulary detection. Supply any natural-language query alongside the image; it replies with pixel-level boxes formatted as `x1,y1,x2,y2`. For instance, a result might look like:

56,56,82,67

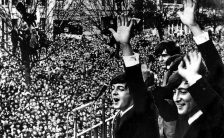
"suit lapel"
119,107,134,129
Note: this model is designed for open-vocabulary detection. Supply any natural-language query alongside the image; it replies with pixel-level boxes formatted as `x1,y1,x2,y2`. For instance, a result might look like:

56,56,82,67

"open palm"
178,52,202,81
113,26,131,44
109,15,133,44
178,0,196,26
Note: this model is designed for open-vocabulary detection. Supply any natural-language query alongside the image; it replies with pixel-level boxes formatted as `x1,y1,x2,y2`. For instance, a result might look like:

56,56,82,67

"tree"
0,1,65,86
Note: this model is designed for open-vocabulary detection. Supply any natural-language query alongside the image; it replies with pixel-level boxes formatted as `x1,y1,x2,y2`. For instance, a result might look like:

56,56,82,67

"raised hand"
177,0,197,27
109,14,133,45
178,51,202,85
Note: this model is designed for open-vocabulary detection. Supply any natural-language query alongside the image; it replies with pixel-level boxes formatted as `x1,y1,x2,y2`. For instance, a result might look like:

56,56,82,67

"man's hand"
178,0,204,37
109,14,134,56
109,14,133,45
177,0,197,27
178,52,202,86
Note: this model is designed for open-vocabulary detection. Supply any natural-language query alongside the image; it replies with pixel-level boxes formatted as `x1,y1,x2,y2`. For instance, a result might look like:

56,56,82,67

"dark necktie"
113,113,121,137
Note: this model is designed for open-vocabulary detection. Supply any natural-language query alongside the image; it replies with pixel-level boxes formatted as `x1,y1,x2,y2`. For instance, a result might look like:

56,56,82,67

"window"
12,19,18,28
163,0,175,3
177,0,182,4
40,18,46,30
55,0,64,10
26,0,32,5
38,0,46,6
12,0,18,5
2,0,9,5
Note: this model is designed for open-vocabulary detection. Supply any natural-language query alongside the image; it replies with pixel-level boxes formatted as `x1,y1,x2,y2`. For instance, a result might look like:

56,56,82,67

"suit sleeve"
196,40,224,98
188,77,224,128
125,64,153,114
152,86,178,121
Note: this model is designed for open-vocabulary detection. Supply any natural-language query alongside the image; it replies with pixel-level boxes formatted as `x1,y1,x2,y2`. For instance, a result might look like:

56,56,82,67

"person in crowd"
153,0,224,137
155,41,181,70
109,14,160,138
177,0,224,100
154,40,182,138
10,25,19,55
155,41,181,86
175,51,224,138
1,0,224,136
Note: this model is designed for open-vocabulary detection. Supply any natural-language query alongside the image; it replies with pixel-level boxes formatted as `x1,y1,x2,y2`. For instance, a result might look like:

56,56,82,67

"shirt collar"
188,110,203,125
120,105,134,117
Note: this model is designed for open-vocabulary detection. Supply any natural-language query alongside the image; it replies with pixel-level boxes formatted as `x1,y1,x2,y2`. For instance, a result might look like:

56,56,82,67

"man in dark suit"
176,51,224,138
196,39,224,98
153,0,224,137
109,14,160,138
154,40,182,138
153,51,224,138
177,0,224,100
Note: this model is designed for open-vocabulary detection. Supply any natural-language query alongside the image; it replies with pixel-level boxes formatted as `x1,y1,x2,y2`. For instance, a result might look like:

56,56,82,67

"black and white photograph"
0,0,224,137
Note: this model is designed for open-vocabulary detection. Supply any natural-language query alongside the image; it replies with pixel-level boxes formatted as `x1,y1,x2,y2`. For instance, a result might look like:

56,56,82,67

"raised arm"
153,86,178,121
178,52,224,121
109,14,152,113
178,0,224,98
109,14,134,57
177,0,203,37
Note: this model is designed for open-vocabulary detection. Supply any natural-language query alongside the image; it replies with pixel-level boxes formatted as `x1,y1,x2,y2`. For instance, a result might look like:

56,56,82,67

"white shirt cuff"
123,53,140,67
193,32,210,45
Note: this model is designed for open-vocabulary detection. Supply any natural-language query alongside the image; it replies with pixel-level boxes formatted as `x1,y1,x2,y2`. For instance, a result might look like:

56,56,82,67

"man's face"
173,80,197,115
111,83,133,111
158,49,170,68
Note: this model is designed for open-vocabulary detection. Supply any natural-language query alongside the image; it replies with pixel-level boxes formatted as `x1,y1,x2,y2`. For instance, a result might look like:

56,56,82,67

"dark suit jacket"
153,39,224,121
197,40,224,99
151,39,224,138
153,86,178,121
154,77,224,138
183,78,224,138
113,64,160,138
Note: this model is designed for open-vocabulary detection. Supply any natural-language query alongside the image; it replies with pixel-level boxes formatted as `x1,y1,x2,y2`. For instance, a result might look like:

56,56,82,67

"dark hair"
166,55,208,89
166,55,184,71
110,72,127,86
155,41,180,57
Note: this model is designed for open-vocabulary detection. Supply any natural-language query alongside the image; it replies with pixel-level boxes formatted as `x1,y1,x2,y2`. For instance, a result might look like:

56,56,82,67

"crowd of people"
1,8,224,138
0,34,120,137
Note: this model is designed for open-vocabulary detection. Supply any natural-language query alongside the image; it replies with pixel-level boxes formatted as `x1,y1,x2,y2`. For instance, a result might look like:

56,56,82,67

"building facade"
0,0,55,42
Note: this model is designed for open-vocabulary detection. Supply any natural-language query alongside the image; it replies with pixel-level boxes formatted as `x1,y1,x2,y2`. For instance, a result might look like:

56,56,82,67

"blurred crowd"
0,26,224,137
